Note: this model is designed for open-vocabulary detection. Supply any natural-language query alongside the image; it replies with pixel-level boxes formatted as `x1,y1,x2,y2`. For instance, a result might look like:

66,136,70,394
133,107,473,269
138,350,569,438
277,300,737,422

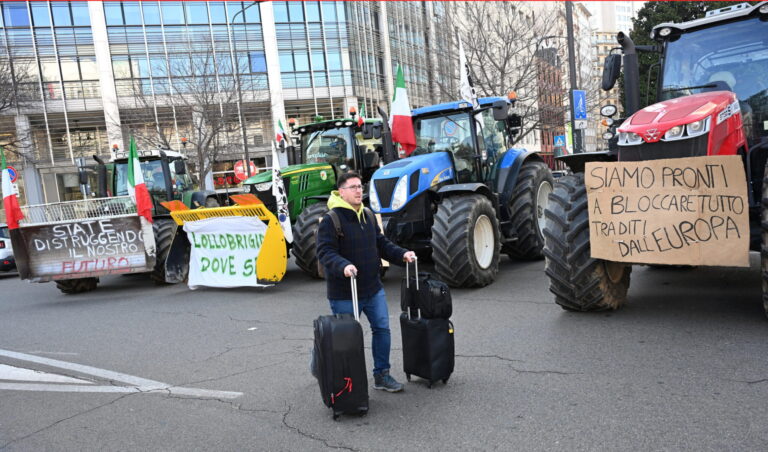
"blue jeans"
329,288,390,375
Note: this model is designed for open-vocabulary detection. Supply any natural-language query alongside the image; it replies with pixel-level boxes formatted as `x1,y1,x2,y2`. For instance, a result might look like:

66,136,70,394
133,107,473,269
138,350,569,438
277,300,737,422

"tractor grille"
619,134,709,162
374,177,398,208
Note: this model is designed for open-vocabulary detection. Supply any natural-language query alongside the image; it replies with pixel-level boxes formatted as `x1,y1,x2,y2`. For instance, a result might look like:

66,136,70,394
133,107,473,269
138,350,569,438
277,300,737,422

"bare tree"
115,42,267,185
0,55,38,161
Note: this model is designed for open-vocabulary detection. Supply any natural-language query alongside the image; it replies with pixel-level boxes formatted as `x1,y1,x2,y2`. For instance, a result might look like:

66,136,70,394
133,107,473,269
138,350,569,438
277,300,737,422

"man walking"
317,171,416,393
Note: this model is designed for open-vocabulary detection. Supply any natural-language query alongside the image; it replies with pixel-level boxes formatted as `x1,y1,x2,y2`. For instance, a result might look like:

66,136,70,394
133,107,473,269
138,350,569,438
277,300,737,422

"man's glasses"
340,184,363,191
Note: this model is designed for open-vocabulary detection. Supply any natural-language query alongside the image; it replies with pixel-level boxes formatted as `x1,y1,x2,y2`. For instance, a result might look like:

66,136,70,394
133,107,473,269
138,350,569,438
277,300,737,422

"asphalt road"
1,255,767,451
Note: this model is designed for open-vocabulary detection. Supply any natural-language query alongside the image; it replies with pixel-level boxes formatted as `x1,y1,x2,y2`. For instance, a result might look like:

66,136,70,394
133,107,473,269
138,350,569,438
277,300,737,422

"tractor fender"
437,183,494,202
556,150,616,174
495,148,544,209
189,190,218,208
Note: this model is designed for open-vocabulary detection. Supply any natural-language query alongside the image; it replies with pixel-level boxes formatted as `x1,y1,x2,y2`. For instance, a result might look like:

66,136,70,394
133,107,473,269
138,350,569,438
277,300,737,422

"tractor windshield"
413,112,480,182
113,159,190,196
660,16,768,145
301,126,354,170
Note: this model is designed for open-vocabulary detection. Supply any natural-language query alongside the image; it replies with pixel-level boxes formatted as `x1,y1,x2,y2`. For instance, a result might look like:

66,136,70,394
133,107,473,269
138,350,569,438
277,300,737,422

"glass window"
104,3,123,26
71,3,89,26
51,3,72,26
111,56,131,79
31,3,50,27
250,52,266,73
273,2,288,22
137,57,151,78
321,2,336,21
244,4,259,22
150,56,167,77
279,52,294,72
311,51,325,70
293,52,309,71
336,2,346,21
142,2,161,25
161,2,184,25
209,2,226,23
3,3,30,27
313,72,327,87
79,57,98,79
295,72,311,88
41,61,61,82
122,3,141,25
185,2,208,24
60,58,80,81
288,2,303,22
305,2,320,21
327,51,341,70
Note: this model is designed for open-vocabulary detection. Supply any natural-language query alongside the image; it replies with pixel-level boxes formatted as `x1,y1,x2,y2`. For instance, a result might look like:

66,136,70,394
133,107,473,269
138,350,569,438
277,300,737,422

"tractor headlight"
369,182,381,212
254,182,272,192
390,175,409,211
618,131,643,146
662,117,710,141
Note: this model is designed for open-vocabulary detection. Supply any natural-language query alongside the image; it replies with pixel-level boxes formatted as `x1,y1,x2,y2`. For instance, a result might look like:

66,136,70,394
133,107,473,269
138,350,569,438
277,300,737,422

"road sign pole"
566,2,583,154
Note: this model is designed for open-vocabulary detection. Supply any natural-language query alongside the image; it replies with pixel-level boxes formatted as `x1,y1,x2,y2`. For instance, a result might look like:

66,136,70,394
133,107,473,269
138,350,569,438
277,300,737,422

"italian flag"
127,136,153,223
357,103,366,127
1,147,23,230
275,119,288,144
389,65,417,156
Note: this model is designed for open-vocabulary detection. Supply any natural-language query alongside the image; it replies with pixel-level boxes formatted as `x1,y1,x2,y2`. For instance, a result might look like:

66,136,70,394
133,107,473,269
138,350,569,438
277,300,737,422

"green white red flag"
127,136,153,223
357,104,366,127
275,119,288,144
389,65,417,156
1,147,23,229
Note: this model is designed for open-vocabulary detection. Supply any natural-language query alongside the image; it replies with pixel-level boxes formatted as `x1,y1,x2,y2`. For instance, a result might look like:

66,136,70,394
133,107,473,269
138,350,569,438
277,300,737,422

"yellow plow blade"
170,205,287,284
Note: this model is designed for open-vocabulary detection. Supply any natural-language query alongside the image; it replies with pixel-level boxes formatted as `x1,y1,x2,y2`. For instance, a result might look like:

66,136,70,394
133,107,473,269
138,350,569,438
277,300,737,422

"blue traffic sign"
572,90,587,120
554,135,566,147
6,166,17,183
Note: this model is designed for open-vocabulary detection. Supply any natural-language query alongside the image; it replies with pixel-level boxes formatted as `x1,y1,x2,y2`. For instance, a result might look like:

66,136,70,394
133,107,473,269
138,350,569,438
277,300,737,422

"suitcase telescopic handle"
350,274,360,323
405,256,419,290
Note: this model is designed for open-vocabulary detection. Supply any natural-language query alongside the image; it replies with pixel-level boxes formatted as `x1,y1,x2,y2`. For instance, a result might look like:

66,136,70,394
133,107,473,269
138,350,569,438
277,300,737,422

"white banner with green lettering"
184,216,271,289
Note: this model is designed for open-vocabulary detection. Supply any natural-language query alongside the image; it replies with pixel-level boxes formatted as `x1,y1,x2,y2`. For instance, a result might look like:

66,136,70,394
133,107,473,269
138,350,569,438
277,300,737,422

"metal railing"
20,196,137,226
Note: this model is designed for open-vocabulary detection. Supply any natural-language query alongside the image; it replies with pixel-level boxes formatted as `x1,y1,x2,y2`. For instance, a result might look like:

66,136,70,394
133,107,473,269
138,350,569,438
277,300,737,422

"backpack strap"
326,209,343,238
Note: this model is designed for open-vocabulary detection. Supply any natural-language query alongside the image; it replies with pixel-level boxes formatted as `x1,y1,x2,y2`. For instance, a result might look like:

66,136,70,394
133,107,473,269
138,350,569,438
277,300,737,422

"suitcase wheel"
406,374,411,382
442,378,449,385
333,414,340,421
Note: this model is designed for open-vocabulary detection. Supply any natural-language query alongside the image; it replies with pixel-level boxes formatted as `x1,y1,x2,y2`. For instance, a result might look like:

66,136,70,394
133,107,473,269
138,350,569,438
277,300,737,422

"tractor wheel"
205,197,220,208
55,277,98,294
150,219,176,284
292,202,328,279
543,173,631,311
762,160,768,319
504,160,554,260
431,194,501,288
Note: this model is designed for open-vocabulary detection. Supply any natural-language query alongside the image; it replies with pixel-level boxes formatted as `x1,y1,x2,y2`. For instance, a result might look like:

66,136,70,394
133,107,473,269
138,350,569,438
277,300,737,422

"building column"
88,1,123,155
14,115,44,205
378,3,394,104
260,1,288,167
424,2,440,104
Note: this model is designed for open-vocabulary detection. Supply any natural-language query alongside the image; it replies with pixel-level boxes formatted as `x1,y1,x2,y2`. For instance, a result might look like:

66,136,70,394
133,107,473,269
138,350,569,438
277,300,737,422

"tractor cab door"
476,108,505,182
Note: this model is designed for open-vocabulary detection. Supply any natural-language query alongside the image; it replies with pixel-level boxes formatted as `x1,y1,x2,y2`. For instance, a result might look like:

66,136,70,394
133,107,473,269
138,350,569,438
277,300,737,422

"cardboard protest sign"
585,155,749,267
18,216,154,281
184,216,272,289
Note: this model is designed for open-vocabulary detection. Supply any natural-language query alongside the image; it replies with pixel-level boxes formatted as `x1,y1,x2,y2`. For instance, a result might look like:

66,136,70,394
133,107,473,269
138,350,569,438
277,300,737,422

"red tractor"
544,2,768,314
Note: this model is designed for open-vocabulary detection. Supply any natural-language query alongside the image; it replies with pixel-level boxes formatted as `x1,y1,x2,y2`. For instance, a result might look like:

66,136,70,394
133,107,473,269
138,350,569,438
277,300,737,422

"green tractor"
243,112,394,277
93,148,220,285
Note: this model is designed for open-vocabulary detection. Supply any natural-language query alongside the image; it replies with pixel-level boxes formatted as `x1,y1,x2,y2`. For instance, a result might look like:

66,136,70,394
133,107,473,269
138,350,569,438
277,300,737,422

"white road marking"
0,349,242,399
0,364,94,384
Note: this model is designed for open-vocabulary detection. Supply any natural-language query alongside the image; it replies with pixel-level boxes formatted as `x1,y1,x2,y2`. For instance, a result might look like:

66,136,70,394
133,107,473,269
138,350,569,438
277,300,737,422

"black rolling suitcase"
400,258,452,319
400,259,455,387
312,275,369,420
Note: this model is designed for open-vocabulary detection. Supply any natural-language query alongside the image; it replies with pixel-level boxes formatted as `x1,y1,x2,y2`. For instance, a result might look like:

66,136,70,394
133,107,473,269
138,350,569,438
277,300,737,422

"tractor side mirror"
363,150,380,169
174,160,186,175
602,53,622,91
361,123,374,139
492,100,509,121
506,114,522,130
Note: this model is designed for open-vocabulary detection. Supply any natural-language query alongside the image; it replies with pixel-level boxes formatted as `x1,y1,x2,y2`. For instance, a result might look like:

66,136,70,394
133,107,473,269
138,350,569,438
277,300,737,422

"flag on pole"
271,142,293,244
127,136,153,223
1,147,23,230
458,35,479,109
389,65,417,156
275,119,288,144
357,103,366,127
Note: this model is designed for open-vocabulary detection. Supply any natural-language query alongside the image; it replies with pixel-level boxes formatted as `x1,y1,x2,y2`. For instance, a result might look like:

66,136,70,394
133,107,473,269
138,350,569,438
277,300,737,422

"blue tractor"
370,96,554,287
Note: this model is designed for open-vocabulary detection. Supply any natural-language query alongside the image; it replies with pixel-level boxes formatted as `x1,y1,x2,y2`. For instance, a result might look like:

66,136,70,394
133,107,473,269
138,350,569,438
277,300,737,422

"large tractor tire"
504,160,554,260
431,194,501,288
150,218,176,284
292,202,328,279
762,160,768,319
55,277,98,294
543,173,631,311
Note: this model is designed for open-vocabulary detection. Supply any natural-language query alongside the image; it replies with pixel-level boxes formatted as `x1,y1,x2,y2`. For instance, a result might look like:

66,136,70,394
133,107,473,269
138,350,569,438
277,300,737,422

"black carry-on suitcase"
400,259,455,387
312,275,369,420
400,257,452,319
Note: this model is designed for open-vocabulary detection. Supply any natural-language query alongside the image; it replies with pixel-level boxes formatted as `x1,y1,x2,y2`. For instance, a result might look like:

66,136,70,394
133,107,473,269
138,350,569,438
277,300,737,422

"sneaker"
373,370,404,392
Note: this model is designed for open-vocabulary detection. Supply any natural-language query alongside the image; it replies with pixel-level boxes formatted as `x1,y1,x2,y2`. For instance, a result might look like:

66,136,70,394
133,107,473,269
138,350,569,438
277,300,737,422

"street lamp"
228,1,259,178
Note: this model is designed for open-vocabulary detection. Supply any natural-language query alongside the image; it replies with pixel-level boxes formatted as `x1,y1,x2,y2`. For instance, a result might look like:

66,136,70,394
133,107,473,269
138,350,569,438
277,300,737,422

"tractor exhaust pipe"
617,32,641,116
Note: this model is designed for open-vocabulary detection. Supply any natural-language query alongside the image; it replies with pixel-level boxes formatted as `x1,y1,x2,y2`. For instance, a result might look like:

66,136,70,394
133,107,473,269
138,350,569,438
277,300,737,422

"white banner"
184,216,272,289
